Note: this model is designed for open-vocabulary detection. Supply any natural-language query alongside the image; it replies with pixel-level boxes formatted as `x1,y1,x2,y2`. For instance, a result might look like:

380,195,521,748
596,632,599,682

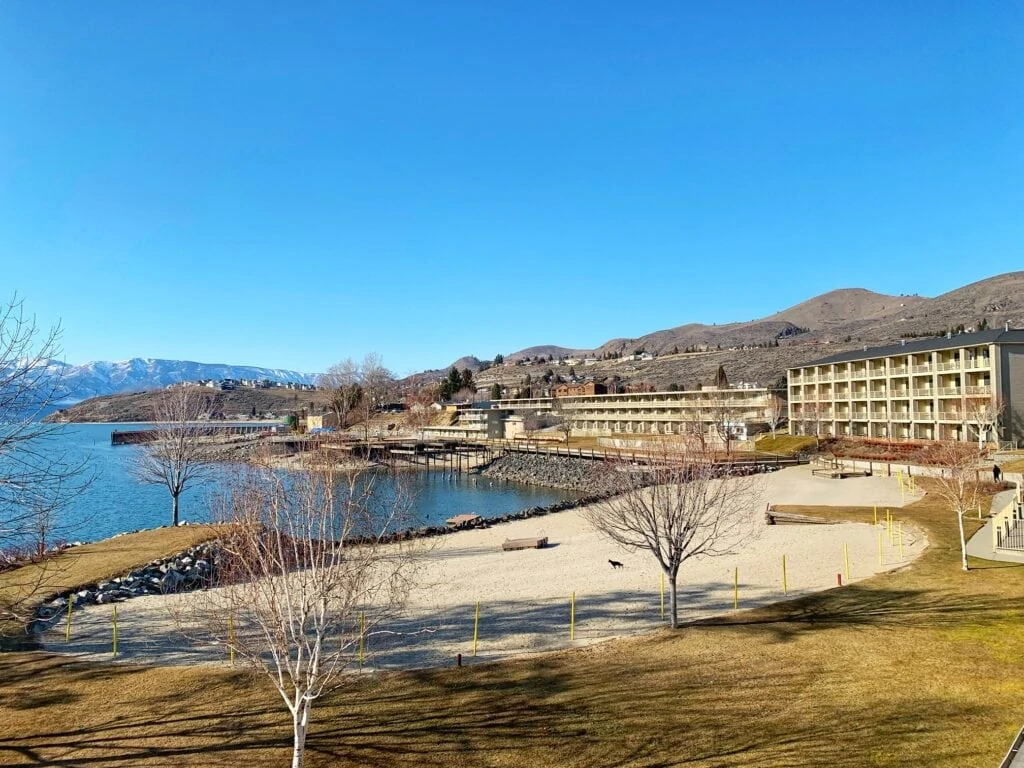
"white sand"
40,466,925,669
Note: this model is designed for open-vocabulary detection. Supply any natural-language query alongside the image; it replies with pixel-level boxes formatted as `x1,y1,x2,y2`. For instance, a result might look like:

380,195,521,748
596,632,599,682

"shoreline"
37,465,925,670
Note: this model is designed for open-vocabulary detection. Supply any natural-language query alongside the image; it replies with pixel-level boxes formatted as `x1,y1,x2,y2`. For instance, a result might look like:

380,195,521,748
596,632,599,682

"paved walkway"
965,486,1024,564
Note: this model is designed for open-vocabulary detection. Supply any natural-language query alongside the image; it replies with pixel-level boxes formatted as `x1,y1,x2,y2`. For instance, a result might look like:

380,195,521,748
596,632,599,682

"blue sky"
1,2,1020,377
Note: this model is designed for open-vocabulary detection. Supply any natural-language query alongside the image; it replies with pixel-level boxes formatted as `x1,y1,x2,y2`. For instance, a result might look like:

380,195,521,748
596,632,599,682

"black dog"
608,559,624,569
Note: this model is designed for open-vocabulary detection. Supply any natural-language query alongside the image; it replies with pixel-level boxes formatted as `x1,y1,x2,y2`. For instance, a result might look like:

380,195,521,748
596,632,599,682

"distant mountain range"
44,358,317,403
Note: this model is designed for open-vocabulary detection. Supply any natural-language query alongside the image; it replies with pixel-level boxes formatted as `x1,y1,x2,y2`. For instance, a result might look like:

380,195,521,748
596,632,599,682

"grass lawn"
2,485,1023,767
0,526,220,644
753,434,819,455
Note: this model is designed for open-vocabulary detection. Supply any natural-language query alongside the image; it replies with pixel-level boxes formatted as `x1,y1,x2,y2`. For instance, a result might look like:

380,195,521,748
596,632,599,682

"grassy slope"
2,485,1023,767
0,526,220,643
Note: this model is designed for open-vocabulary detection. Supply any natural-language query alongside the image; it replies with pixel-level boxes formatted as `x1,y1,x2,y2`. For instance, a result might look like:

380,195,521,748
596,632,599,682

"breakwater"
480,454,615,492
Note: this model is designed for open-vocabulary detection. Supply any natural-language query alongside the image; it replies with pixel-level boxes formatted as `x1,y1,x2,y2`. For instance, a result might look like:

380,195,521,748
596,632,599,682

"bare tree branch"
131,386,217,526
582,444,763,628
175,451,419,768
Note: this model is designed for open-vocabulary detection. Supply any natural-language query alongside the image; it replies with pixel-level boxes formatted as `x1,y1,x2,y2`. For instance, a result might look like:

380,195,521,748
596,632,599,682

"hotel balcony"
937,387,962,397
889,365,909,376
891,412,912,421
937,361,962,372
964,385,992,396
965,357,991,370
938,411,963,422
911,364,933,374
911,389,934,398
912,411,936,420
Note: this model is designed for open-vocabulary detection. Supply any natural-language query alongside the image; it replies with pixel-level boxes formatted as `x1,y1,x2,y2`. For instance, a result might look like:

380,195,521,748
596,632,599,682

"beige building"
495,386,776,442
788,328,1024,446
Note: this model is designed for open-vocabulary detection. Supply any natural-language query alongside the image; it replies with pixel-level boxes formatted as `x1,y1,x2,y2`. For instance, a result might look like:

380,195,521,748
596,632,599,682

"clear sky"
1,2,1020,377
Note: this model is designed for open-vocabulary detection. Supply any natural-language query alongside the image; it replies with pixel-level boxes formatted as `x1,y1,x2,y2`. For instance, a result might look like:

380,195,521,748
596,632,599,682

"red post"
837,573,842,587
457,653,462,667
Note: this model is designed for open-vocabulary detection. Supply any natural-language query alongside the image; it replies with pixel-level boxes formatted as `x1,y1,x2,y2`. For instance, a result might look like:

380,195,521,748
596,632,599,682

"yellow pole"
877,529,883,567
228,614,236,667
65,598,72,643
898,521,904,559
358,611,365,670
112,605,118,659
733,566,738,609
843,543,850,583
570,592,576,641
888,510,894,545
660,572,665,620
782,555,788,595
473,601,480,657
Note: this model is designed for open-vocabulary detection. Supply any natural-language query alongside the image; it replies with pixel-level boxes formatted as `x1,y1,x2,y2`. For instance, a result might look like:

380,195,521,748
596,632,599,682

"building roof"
791,328,1024,369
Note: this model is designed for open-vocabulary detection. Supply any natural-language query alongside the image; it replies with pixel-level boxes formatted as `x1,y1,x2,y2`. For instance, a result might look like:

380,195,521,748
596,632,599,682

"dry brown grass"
2,485,1024,767
1001,458,1024,473
753,434,818,455
0,526,221,641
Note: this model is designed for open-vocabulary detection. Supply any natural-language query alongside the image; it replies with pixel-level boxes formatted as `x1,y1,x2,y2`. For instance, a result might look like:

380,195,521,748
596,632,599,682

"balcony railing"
850,369,868,379
869,368,887,378
912,411,935,420
818,373,833,382
965,357,991,370
937,361,962,372
965,385,992,396
869,412,888,420
911,389,934,398
912,364,933,374
890,412,912,421
889,366,909,376
938,411,963,422
937,387,962,396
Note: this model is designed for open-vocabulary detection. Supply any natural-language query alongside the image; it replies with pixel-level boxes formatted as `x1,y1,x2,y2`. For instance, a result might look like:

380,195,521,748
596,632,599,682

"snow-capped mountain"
43,358,318,402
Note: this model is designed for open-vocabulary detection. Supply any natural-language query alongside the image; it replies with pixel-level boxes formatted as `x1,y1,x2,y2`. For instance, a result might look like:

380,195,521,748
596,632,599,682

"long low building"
493,386,779,443
787,327,1024,446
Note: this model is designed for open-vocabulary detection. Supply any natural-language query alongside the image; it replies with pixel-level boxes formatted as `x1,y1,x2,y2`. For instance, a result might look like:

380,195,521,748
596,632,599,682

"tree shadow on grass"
696,581,1024,643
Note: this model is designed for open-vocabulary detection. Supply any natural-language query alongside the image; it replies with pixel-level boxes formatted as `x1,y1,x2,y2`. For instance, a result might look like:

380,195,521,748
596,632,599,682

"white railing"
912,364,933,373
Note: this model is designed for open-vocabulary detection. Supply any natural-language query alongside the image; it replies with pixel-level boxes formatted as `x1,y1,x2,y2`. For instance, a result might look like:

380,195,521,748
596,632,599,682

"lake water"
19,424,577,544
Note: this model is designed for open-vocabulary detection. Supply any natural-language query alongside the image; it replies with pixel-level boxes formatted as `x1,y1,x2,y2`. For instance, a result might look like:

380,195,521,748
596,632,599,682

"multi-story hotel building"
494,386,777,441
788,328,1024,446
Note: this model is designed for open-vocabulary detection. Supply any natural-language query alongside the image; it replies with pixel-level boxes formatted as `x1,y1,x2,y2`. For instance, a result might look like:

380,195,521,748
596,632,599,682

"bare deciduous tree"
0,296,91,622
549,395,575,443
582,446,762,628
355,353,396,443
182,453,418,768
316,359,362,431
965,396,1004,449
931,441,984,571
132,385,216,526
765,392,787,440
403,386,438,439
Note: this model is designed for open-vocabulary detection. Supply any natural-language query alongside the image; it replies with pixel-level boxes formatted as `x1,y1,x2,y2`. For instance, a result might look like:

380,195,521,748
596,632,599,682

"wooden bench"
502,536,548,551
812,467,871,479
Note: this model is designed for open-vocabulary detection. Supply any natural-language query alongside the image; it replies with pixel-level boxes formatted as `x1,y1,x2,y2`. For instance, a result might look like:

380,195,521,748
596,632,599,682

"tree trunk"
957,511,969,572
292,698,311,768
171,493,180,527
668,571,679,629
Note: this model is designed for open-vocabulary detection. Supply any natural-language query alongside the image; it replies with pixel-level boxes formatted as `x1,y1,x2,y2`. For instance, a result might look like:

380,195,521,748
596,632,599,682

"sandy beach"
40,465,925,669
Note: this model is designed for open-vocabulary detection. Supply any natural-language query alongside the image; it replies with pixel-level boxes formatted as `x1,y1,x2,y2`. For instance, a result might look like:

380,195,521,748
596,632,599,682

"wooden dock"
445,514,482,527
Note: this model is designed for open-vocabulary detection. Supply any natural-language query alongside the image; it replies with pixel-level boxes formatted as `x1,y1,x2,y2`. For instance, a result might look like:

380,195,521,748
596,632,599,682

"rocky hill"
467,271,1024,393
46,387,333,424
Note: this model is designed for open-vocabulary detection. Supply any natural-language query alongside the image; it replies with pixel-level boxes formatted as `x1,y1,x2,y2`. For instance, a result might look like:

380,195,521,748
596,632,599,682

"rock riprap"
479,454,616,492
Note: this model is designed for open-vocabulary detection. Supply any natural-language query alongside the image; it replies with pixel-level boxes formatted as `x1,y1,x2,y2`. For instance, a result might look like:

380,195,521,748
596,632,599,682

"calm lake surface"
33,424,577,544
